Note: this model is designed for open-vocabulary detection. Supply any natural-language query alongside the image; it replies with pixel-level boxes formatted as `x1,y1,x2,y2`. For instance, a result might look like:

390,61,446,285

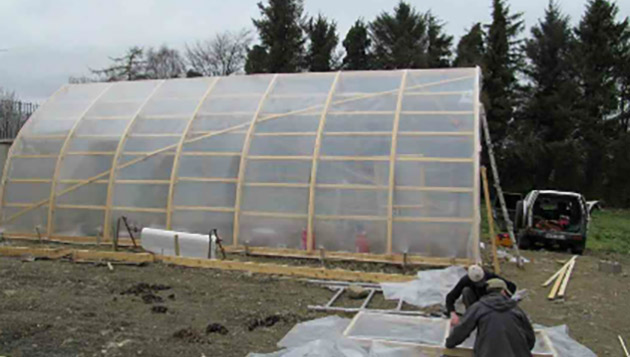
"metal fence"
0,100,38,140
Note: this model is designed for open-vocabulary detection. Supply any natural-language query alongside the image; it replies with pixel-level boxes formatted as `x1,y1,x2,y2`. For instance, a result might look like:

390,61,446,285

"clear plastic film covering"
0,68,480,260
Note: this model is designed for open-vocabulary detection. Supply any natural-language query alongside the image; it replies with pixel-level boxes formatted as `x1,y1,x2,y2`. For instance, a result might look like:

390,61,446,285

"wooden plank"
158,255,413,283
327,111,395,116
46,84,113,238
178,177,237,183
232,75,279,246
386,70,409,255
165,78,219,230
316,214,386,221
542,256,577,287
307,71,341,252
393,216,474,223
180,151,241,157
317,183,388,190
12,154,57,159
398,131,474,137
102,80,166,240
71,250,155,264
253,132,316,137
557,257,576,298
547,263,569,300
404,90,473,96
397,186,473,193
20,135,67,139
396,157,473,163
481,166,500,274
325,131,391,136
619,335,630,357
320,156,389,162
401,111,473,115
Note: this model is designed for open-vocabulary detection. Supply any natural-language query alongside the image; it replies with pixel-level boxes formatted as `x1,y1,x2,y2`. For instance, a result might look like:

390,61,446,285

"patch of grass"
587,209,630,254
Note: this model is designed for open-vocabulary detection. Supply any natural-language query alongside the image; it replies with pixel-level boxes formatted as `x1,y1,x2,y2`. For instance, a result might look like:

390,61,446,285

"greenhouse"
0,68,481,263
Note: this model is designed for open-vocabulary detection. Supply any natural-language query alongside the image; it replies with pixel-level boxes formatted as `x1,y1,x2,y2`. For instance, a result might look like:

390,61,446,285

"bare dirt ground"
0,242,628,356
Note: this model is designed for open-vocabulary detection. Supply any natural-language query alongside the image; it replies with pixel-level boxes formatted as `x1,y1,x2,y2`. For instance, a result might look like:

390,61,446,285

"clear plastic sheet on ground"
535,324,597,357
380,266,466,308
278,315,351,348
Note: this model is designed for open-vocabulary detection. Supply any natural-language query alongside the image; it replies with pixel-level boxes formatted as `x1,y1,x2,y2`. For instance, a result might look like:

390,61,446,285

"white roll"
141,228,209,259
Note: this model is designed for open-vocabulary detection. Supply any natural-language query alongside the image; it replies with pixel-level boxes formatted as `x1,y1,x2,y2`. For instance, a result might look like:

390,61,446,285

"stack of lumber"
543,255,577,300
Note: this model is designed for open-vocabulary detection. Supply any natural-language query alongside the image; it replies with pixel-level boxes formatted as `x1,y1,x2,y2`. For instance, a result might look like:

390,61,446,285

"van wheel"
514,200,525,229
570,242,585,255
517,233,531,250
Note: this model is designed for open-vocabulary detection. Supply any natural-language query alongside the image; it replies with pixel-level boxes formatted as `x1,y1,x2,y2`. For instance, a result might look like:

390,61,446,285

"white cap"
468,265,484,283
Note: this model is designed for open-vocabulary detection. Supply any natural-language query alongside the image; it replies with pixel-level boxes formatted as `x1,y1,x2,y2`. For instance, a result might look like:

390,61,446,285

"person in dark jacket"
445,279,535,357
445,264,517,325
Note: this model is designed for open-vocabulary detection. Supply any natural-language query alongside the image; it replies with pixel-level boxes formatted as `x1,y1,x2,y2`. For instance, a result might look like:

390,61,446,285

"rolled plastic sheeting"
141,228,209,259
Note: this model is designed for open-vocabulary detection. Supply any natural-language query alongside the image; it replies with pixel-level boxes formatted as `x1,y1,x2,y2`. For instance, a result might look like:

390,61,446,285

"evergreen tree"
573,0,629,196
523,0,577,141
515,1,581,189
483,0,524,145
342,19,372,70
305,15,339,72
91,46,147,81
369,2,429,69
454,23,485,67
426,13,453,68
248,0,306,73
245,45,269,74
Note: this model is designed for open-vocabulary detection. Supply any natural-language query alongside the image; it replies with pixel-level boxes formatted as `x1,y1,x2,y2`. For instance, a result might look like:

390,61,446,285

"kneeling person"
446,264,516,325
445,279,535,357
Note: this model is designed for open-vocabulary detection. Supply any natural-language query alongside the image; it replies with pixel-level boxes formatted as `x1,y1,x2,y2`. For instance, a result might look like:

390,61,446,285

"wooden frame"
232,74,279,246
344,311,558,357
165,77,219,230
307,71,341,252
0,70,480,265
102,80,166,240
386,70,408,254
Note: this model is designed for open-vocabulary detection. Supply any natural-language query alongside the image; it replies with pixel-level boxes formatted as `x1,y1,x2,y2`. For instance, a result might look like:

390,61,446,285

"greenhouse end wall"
0,68,481,262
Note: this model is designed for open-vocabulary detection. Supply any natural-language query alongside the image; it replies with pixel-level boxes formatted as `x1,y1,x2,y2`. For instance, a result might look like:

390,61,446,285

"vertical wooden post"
103,81,165,241
47,84,113,238
472,67,482,263
386,70,409,255
481,166,500,274
232,75,279,246
306,71,341,252
165,78,219,230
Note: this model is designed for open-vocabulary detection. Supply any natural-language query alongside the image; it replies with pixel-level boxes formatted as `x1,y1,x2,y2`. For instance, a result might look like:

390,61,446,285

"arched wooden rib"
305,71,341,252
102,80,166,240
165,77,220,230
0,85,69,224
46,84,114,237
386,70,409,255
232,74,279,246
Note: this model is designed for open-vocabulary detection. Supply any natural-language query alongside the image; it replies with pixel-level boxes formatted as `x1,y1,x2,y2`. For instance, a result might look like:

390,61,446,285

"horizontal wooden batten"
59,179,109,184
73,134,120,139
128,133,182,138
115,179,170,185
397,186,473,193
404,90,473,96
398,131,474,137
178,177,237,183
327,111,395,116
12,154,57,159
181,151,241,157
112,206,167,213
396,156,473,163
196,111,256,117
7,178,52,183
122,151,175,156
173,206,234,212
253,132,316,137
393,216,474,223
320,156,388,162
56,204,106,211
241,211,307,219
83,116,131,121
21,135,66,140
247,155,312,161
401,110,473,115
317,183,388,190
316,214,386,221
244,182,308,188
66,151,115,156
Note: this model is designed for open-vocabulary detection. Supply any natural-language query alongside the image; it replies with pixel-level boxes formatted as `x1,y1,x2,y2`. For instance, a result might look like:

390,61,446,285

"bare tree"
68,76,99,84
186,29,253,76
145,45,186,79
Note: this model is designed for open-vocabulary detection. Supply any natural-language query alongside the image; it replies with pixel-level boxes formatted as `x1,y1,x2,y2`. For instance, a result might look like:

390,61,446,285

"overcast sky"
0,0,628,102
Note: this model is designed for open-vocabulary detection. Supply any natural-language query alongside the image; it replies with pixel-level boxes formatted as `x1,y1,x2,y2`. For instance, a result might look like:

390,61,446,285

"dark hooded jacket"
445,292,535,357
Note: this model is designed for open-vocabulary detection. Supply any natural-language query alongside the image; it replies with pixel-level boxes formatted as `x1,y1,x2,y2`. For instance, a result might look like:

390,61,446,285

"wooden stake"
481,166,500,274
174,234,180,257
